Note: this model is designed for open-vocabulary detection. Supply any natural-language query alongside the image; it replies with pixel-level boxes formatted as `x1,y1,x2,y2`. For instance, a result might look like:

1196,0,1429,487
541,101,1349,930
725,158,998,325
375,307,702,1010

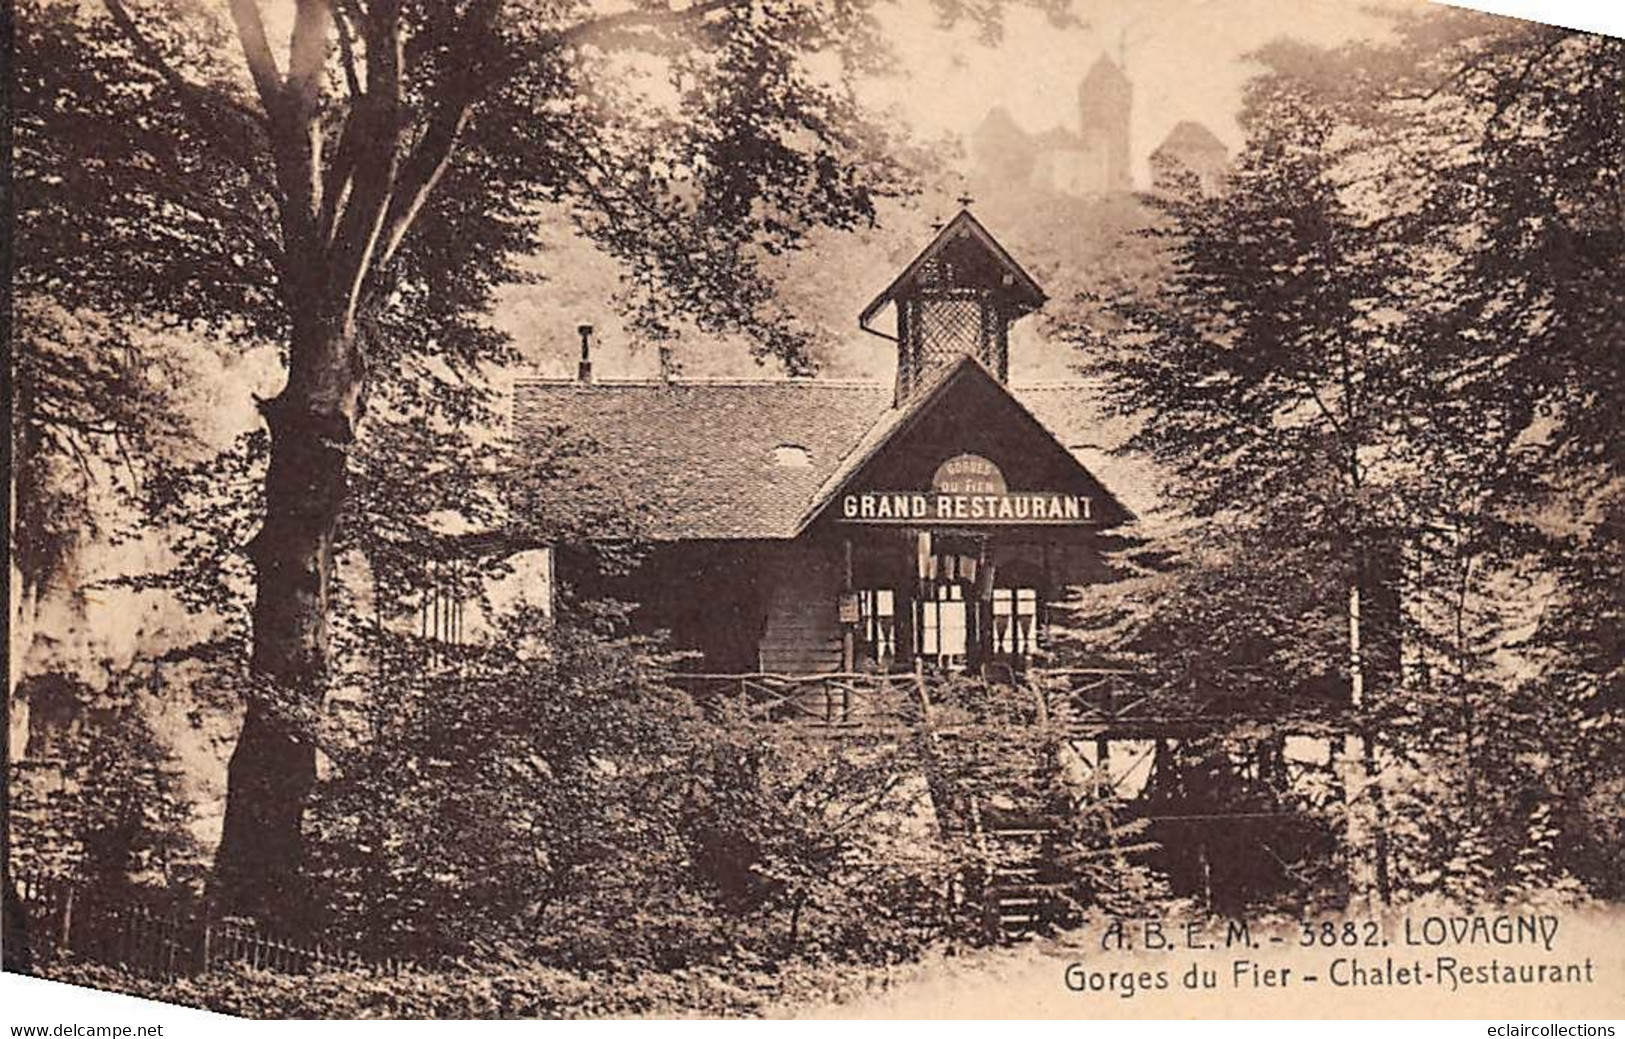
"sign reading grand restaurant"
840,453,1093,525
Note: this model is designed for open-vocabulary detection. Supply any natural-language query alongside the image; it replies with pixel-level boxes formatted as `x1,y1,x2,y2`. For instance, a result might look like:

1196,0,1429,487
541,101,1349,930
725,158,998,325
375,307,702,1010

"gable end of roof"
858,210,1047,331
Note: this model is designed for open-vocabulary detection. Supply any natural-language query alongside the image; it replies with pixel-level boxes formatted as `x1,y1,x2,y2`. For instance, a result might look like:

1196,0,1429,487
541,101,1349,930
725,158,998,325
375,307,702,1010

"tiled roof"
512,372,1136,540
513,377,890,540
796,359,971,529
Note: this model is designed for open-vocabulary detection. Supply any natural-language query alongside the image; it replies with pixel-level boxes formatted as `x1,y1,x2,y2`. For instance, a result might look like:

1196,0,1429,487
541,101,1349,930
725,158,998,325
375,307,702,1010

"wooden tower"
860,208,1046,405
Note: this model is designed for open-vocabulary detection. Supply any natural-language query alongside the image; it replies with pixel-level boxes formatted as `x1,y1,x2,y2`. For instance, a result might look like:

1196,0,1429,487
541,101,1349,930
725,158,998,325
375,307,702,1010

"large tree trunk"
214,317,363,924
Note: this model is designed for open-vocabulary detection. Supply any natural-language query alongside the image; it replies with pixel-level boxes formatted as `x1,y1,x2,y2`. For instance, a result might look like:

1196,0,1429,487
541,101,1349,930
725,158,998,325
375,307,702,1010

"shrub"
9,670,204,899
43,955,900,1018
306,613,957,969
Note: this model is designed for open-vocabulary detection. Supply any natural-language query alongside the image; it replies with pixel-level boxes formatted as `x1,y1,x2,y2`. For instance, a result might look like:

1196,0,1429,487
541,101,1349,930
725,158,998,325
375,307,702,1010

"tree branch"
325,1,405,322
371,0,499,274
98,0,267,157
286,0,334,114
319,110,363,244
333,3,363,97
227,0,285,115
375,104,472,268
1483,34,1569,136
284,0,335,222
554,0,742,50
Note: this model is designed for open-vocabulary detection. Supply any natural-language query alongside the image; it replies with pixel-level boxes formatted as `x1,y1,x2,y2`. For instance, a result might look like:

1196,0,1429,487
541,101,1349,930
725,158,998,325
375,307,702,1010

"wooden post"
975,536,994,672
1345,580,1391,903
59,885,74,953
1199,841,1214,911
1039,539,1051,658
841,537,856,672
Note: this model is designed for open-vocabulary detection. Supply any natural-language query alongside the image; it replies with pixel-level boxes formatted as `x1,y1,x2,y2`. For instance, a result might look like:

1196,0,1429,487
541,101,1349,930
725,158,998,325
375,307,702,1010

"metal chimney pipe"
576,324,594,383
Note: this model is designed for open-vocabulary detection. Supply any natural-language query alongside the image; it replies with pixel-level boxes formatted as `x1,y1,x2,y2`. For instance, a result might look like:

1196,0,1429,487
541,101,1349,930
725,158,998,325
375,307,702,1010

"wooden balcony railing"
1032,668,1348,736
665,667,1349,736
664,671,920,730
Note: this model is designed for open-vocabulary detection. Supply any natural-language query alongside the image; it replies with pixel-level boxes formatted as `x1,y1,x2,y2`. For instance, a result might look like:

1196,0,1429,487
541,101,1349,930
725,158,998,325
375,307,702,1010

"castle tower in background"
970,52,1226,200
1077,54,1133,194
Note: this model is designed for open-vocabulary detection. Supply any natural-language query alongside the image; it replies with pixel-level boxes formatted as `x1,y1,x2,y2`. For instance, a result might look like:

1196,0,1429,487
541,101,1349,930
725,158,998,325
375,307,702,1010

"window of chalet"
857,588,897,669
919,583,968,670
992,586,1040,660
420,581,465,646
915,535,979,671
419,560,468,648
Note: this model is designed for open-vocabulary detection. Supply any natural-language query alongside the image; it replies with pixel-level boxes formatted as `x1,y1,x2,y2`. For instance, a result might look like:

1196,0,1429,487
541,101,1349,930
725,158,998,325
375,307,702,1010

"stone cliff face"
11,517,247,860
10,344,278,858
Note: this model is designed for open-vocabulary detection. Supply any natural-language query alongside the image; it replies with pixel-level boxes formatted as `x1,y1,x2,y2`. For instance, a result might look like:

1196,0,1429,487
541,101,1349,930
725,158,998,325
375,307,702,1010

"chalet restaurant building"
515,210,1135,683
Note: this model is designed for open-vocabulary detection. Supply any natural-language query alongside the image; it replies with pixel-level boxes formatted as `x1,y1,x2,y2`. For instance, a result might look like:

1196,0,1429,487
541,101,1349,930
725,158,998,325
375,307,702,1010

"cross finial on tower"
956,192,975,209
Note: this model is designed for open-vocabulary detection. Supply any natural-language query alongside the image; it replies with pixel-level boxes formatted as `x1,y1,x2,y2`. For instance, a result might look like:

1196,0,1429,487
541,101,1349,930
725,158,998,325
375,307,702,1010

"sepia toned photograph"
4,0,1622,1022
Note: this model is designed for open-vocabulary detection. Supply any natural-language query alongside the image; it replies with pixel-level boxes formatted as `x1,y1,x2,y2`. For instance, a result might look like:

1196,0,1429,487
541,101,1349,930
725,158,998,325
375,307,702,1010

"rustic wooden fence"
13,873,396,979
667,667,1337,735
668,671,921,729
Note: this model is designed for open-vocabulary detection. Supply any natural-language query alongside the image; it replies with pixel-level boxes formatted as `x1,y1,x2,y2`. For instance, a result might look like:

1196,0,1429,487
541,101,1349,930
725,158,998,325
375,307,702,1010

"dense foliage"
8,671,204,898
11,0,1075,915
1073,10,1624,906
12,4,1621,1015
43,957,910,1019
305,615,1069,967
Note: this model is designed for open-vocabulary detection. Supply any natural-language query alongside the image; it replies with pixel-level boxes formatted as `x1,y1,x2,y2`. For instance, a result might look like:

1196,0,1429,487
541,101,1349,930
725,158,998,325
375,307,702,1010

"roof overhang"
858,209,1048,333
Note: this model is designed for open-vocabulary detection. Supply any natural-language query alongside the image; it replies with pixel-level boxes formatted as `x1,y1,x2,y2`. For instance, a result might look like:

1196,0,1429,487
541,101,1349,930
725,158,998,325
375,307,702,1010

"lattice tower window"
981,302,1009,379
917,296,986,368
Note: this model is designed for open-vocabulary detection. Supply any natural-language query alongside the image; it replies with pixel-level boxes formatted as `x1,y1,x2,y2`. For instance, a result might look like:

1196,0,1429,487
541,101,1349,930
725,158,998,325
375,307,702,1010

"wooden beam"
841,537,855,672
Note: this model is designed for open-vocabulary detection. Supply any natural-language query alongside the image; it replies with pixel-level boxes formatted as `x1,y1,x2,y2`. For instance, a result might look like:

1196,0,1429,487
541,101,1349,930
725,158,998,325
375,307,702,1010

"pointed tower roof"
974,105,1027,141
858,209,1046,333
1080,52,1130,92
1155,120,1228,156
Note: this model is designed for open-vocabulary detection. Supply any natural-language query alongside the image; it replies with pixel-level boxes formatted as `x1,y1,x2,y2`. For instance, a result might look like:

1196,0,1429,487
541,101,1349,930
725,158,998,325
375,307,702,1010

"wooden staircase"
977,823,1057,939
918,678,1065,942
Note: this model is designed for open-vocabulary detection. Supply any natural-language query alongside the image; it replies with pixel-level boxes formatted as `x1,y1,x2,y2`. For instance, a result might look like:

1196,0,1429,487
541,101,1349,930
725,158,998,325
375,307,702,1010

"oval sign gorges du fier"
932,453,1007,496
